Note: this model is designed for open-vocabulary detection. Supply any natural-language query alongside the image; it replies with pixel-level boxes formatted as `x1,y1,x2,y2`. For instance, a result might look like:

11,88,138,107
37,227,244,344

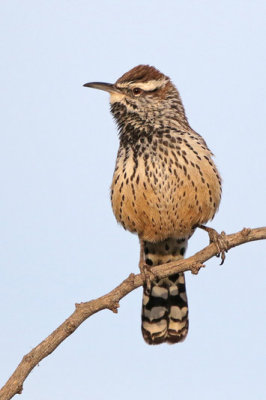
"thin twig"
0,227,265,400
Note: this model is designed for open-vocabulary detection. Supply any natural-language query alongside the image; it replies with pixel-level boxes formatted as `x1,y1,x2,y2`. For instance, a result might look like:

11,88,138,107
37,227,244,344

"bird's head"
84,65,188,128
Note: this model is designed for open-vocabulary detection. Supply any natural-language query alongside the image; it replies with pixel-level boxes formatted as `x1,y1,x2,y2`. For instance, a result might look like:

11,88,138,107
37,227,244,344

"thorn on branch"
127,273,136,287
17,384,23,394
108,300,120,314
190,262,205,275
241,227,251,236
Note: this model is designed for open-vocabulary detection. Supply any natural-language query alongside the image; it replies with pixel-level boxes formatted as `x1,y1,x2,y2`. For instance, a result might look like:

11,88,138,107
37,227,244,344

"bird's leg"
197,225,229,265
138,239,155,291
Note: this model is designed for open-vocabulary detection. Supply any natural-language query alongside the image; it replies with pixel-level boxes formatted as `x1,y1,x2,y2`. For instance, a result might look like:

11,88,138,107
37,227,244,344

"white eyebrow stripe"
117,78,168,91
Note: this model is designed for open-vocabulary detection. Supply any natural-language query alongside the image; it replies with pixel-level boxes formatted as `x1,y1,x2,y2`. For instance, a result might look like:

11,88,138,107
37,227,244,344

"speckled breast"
111,137,221,242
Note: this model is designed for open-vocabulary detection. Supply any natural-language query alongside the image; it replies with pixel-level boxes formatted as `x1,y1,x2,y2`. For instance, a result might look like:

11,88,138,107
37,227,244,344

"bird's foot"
139,262,157,291
139,238,156,289
198,225,229,265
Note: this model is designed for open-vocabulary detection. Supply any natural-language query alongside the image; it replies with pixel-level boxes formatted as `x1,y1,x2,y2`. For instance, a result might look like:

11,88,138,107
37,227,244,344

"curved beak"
83,82,120,94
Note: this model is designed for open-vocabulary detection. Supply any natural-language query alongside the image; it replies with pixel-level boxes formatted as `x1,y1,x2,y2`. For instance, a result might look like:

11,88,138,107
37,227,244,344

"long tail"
141,237,189,345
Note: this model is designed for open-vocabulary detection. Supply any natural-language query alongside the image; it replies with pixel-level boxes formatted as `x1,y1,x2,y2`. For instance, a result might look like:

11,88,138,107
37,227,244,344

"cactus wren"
84,65,222,345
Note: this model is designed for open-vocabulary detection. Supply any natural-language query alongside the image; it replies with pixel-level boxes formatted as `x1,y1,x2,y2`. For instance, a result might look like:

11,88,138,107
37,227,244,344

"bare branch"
1,227,265,400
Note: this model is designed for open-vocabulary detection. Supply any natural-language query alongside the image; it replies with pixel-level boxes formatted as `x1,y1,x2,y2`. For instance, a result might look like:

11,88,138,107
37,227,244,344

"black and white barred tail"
141,237,189,345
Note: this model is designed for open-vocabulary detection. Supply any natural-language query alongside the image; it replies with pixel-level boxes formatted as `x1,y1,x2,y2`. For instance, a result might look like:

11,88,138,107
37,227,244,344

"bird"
84,65,222,345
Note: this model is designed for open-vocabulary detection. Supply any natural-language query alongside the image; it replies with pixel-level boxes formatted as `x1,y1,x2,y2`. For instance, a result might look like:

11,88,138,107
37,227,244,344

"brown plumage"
84,65,222,344
116,65,166,84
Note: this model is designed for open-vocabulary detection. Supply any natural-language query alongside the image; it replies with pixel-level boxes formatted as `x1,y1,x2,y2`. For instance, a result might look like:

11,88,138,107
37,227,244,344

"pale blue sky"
0,1,265,399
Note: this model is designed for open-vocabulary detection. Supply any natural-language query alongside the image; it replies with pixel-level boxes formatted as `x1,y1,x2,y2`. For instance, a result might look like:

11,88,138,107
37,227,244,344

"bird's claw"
198,225,229,265
139,263,156,291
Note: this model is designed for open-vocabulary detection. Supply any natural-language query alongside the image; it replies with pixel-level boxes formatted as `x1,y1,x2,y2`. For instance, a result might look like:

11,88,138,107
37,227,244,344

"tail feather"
141,237,189,345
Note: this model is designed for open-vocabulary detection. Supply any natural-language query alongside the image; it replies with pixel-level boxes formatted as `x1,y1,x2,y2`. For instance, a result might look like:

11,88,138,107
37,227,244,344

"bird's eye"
132,87,142,95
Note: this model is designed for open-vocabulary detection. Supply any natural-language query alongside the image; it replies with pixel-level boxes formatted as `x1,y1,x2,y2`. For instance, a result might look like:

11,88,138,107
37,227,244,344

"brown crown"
116,65,168,84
